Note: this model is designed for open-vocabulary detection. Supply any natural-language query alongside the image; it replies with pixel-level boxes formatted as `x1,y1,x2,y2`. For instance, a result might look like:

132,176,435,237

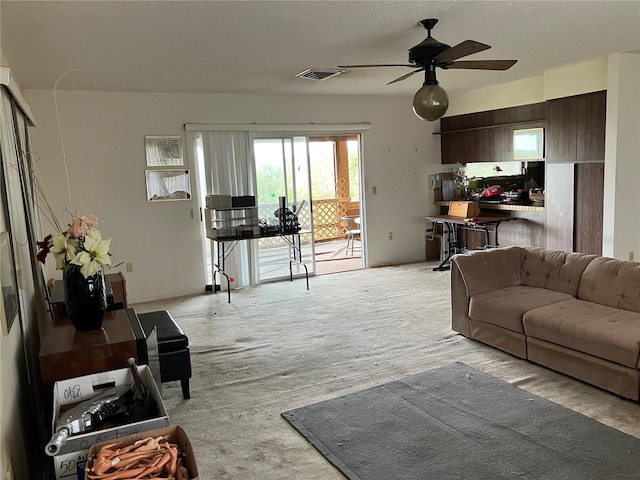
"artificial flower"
49,232,78,270
68,210,98,238
36,234,52,263
37,211,113,278
71,235,112,278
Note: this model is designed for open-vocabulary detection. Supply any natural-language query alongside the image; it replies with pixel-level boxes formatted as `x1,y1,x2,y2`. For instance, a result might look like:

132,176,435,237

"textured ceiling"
1,1,639,97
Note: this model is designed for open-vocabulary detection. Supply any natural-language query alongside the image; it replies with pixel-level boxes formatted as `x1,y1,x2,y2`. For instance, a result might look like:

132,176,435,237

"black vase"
63,268,107,331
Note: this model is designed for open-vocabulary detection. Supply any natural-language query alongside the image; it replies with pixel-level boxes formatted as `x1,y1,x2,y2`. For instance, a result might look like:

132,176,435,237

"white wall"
603,53,640,259
543,57,608,101
25,56,619,305
446,76,545,116
24,89,442,302
447,57,610,116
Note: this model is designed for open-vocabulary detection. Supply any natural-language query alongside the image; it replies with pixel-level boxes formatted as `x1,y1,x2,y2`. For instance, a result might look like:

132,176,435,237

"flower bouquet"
38,211,113,330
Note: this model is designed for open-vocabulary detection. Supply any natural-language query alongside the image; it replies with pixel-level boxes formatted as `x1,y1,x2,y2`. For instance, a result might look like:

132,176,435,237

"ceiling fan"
338,19,518,121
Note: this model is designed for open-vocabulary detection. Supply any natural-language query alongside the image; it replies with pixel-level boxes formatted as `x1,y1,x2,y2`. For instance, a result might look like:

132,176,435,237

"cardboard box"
50,365,169,480
53,450,90,480
86,425,199,479
448,201,480,218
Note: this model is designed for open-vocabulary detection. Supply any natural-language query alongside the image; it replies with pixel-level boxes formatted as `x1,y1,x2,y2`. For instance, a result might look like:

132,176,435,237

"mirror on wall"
514,128,544,160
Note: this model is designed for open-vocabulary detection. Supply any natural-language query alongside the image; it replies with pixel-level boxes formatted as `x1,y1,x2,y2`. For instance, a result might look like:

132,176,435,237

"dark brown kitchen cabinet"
576,93,606,161
441,130,474,164
488,126,514,163
545,91,606,163
574,162,604,255
442,125,533,164
440,103,545,164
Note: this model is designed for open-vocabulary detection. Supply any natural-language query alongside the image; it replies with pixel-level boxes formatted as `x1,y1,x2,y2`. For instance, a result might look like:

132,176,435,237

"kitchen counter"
434,201,544,213
431,200,546,250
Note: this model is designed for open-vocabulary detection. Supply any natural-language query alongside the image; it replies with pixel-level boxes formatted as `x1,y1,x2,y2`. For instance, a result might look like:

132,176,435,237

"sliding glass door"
253,136,314,282
307,135,363,273
192,126,366,290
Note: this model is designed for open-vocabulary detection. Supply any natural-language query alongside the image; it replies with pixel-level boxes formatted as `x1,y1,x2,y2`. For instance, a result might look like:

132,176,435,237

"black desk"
210,230,310,302
426,215,516,271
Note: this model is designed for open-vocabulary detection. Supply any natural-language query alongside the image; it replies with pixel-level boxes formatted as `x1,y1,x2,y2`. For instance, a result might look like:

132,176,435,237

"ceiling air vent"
295,68,344,81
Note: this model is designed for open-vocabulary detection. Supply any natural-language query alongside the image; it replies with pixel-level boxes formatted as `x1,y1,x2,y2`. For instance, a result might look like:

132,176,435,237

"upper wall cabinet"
441,126,515,164
545,90,606,163
439,103,546,164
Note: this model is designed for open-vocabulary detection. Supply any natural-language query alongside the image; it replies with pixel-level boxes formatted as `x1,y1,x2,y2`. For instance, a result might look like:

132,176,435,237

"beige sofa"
450,246,640,400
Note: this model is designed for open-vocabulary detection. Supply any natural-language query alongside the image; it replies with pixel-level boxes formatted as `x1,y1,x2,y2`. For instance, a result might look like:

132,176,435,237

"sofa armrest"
450,246,523,297
450,260,471,336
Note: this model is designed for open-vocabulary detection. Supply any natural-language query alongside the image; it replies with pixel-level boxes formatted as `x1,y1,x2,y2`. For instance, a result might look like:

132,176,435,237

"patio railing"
257,199,359,248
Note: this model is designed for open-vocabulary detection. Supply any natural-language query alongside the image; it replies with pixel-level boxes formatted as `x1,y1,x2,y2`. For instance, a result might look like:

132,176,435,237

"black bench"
136,310,192,399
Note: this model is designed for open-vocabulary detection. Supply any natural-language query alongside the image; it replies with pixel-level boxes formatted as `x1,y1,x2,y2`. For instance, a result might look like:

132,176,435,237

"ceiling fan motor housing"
408,37,451,66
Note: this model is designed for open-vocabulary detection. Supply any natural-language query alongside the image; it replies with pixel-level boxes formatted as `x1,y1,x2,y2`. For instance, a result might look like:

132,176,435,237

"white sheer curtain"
199,131,258,288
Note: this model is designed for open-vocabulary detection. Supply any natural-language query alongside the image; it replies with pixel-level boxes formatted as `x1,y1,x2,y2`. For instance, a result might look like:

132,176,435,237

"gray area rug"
282,362,640,480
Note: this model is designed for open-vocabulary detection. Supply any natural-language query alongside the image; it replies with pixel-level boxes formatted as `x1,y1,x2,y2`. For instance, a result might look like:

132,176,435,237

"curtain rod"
185,123,371,132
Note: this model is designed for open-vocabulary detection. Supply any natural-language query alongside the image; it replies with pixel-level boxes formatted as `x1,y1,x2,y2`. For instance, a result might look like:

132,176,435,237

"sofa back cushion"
521,247,596,296
578,257,640,312
452,246,523,297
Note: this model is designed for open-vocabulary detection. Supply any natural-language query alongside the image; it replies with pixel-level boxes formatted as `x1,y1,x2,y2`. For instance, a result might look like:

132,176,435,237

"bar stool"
342,215,361,256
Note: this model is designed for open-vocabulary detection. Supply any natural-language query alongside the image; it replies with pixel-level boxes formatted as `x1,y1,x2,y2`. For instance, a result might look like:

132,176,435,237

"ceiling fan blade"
337,64,416,69
434,40,491,64
386,68,424,85
443,59,518,70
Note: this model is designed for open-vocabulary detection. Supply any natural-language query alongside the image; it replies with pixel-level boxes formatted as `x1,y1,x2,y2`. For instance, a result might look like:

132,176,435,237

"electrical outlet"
629,251,635,262
372,186,377,195
126,262,134,273
388,232,393,240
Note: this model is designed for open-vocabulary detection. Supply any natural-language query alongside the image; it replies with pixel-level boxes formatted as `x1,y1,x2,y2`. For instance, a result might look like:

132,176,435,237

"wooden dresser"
39,309,139,401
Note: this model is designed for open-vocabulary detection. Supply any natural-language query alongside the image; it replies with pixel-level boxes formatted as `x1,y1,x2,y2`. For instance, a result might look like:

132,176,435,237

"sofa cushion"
578,257,640,313
452,246,523,297
523,298,640,368
520,247,596,296
469,286,574,333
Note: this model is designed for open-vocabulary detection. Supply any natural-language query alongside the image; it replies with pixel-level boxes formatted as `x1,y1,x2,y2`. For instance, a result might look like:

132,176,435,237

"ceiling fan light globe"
413,84,449,121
